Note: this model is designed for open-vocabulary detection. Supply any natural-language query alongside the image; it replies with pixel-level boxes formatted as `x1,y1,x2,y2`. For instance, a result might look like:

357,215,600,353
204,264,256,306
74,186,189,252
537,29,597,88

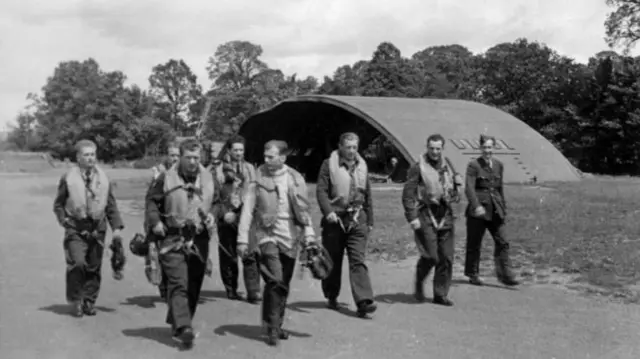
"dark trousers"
218,225,261,296
321,217,374,305
64,231,106,304
464,217,514,279
160,239,209,332
414,219,454,298
158,271,168,298
259,242,296,329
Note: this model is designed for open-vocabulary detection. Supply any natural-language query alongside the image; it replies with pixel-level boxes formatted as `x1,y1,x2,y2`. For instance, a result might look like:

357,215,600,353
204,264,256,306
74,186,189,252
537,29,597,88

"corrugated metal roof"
241,95,580,183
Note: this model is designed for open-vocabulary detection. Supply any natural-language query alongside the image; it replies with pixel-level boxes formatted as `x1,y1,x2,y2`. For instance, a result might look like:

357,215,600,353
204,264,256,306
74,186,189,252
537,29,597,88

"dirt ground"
1,168,640,359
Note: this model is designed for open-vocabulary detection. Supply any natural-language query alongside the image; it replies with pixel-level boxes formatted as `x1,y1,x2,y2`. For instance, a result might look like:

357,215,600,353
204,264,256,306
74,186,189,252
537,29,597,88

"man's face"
339,139,359,160
180,148,201,174
264,146,285,171
167,147,180,165
390,157,398,166
481,139,494,159
229,143,245,161
426,140,444,161
77,146,97,168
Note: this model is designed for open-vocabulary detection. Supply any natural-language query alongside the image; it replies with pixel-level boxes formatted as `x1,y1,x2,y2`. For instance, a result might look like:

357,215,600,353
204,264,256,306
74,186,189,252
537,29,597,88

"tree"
412,44,481,99
475,38,583,140
148,59,202,132
36,58,126,159
124,84,155,119
573,55,640,174
318,61,369,95
127,115,176,158
360,42,423,97
206,41,270,91
6,112,39,151
203,41,291,140
605,0,640,54
20,58,162,161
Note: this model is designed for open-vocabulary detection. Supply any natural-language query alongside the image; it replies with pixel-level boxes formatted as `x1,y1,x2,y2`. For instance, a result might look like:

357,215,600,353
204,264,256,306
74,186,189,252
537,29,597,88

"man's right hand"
223,212,237,224
473,206,486,217
326,212,339,223
237,243,248,258
409,219,421,230
152,222,166,236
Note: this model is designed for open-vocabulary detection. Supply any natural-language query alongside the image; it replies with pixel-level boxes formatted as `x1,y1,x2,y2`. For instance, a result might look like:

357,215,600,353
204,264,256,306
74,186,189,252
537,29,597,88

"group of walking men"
53,130,519,349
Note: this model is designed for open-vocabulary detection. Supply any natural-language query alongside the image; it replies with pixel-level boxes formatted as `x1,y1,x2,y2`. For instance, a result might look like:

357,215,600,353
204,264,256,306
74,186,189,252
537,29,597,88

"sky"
0,0,637,130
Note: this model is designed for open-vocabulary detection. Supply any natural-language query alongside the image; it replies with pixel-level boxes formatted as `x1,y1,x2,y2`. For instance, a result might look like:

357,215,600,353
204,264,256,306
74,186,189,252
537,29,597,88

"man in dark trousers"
145,139,216,348
401,134,463,306
53,139,125,317
147,142,181,300
236,140,317,347
316,132,377,317
464,134,520,287
213,135,261,302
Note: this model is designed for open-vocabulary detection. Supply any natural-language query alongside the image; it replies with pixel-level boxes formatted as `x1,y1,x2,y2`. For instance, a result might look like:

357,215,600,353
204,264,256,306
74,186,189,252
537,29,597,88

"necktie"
84,169,92,189
84,169,96,204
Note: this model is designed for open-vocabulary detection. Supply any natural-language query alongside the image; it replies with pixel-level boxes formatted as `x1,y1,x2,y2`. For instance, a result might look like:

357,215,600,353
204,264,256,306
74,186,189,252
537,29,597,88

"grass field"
110,173,640,303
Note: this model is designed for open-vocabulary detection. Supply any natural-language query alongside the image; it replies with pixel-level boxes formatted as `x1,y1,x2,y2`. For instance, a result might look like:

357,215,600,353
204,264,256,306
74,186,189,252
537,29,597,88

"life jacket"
221,157,255,185
418,154,461,205
163,164,215,229
253,165,311,230
64,165,110,220
328,150,368,203
220,156,256,208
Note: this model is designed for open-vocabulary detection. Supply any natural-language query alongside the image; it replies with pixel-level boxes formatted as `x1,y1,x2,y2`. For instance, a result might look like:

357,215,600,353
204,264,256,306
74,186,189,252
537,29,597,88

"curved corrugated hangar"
239,95,581,183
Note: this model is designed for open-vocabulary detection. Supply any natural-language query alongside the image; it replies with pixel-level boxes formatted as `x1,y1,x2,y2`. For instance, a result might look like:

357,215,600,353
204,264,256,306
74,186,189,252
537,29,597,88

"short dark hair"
75,139,97,154
479,134,495,146
339,132,359,145
426,134,445,146
264,140,290,156
226,135,246,150
180,139,202,155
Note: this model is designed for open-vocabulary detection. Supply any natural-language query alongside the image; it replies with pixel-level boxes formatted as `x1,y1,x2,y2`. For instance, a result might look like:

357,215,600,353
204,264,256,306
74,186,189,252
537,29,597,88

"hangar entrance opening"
239,95,582,184
240,100,409,182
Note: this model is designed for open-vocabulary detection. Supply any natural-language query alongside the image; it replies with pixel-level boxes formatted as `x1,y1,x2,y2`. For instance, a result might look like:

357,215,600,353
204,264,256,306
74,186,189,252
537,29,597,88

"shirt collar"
178,165,199,183
424,154,443,168
81,166,94,176
339,155,358,169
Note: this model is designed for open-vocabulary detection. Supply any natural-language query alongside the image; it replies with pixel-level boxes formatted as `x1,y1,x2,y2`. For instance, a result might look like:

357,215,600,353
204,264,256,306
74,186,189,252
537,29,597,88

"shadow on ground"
286,300,372,320
122,327,177,349
214,324,312,343
199,290,229,301
375,292,424,304
121,290,226,309
451,278,519,291
39,304,115,317
121,295,166,309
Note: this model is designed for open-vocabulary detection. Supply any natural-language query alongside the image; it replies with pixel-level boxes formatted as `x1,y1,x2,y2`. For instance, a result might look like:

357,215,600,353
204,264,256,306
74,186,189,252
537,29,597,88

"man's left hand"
204,213,215,229
205,257,213,277
110,229,125,281
303,236,316,247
